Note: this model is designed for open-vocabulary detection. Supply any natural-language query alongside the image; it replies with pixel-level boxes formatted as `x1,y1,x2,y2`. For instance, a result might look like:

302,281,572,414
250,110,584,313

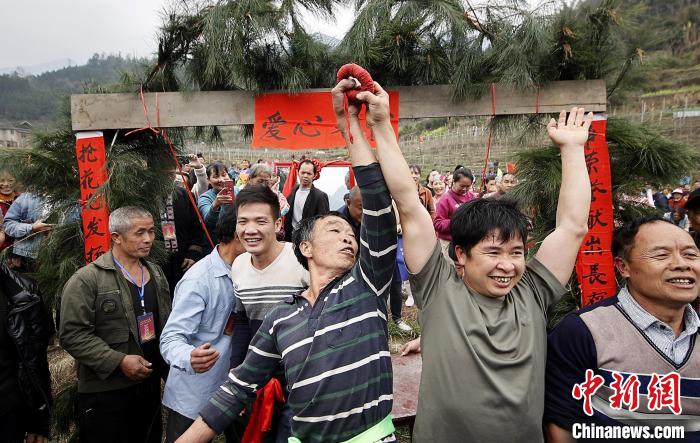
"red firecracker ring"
336,64,374,104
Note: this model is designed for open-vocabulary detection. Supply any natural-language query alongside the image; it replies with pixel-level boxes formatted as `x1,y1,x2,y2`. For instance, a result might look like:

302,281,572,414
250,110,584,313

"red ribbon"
480,83,497,192
242,378,286,443
126,85,215,249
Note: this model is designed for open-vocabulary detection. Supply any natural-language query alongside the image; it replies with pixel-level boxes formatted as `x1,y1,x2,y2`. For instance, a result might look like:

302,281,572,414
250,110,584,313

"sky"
1,0,356,70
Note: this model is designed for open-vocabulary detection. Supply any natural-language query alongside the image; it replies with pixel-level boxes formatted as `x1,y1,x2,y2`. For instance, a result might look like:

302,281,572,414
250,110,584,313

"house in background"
0,121,32,148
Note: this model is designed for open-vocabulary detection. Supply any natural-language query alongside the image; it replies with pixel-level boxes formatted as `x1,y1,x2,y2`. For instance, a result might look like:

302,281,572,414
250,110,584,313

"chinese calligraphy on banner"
576,116,616,306
75,132,110,263
252,91,399,149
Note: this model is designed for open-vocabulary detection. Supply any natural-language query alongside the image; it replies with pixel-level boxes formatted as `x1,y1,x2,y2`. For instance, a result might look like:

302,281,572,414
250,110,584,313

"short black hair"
453,167,474,183
234,184,280,219
206,161,228,179
216,206,238,244
450,198,528,256
448,241,457,261
686,189,700,213
613,215,671,259
299,159,317,174
409,164,421,175
292,212,345,270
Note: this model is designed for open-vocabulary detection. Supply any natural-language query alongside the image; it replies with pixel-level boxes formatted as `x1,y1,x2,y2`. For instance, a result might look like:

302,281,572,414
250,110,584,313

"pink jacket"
433,189,477,240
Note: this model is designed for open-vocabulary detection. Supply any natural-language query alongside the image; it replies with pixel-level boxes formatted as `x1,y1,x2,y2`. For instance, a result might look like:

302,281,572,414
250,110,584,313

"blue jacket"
3,193,46,259
160,246,235,419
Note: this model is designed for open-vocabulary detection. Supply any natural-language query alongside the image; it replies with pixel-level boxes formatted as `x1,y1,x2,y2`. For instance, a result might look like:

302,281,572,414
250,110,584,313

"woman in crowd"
409,164,436,220
0,169,19,251
431,176,446,204
248,163,290,216
434,167,477,259
426,170,440,196
197,162,233,248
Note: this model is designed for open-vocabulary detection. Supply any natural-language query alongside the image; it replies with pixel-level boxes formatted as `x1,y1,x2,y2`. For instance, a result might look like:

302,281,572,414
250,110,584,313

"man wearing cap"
669,188,688,211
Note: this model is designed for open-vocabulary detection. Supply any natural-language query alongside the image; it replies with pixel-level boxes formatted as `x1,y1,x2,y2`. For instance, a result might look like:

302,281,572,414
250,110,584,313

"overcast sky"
1,0,356,70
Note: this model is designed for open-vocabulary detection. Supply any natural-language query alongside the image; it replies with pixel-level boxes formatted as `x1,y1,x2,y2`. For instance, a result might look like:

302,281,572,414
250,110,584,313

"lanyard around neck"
113,256,145,310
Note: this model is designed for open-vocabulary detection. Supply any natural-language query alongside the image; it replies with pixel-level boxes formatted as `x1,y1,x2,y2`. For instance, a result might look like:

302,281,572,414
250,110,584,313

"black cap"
686,189,700,212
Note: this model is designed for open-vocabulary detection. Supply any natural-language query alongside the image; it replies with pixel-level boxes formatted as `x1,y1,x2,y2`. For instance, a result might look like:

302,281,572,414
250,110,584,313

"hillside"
0,53,150,123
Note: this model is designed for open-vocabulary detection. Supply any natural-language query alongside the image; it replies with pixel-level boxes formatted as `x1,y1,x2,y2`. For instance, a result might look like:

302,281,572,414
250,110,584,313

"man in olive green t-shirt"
364,92,594,442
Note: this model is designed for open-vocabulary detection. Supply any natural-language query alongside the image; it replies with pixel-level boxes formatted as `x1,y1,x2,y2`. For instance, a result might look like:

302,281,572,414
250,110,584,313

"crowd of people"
0,78,699,443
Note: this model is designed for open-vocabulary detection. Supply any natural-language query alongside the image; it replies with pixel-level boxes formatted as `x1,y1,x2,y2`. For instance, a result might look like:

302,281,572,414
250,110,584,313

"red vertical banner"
75,132,110,263
576,116,617,306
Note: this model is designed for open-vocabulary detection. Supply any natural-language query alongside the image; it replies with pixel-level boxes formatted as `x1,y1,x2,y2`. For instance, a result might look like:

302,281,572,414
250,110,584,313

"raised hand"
547,107,593,149
355,82,391,128
212,188,233,209
331,78,363,134
188,153,203,169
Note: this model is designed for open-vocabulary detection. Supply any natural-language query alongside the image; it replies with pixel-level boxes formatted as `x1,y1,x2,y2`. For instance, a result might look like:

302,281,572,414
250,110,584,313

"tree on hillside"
0,0,696,438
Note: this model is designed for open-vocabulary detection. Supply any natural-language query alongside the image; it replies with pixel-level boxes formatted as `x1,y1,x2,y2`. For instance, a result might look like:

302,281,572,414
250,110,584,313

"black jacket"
164,186,206,298
284,185,330,241
0,263,53,436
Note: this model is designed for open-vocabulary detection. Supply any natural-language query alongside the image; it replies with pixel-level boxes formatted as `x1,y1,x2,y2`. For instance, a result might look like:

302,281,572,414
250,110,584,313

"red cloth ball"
336,64,374,104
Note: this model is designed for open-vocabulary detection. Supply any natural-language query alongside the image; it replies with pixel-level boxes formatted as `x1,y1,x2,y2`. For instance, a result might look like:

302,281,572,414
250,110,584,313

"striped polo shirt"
200,163,397,442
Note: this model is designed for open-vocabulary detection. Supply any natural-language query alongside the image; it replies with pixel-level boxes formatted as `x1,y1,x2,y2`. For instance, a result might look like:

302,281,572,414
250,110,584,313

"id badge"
162,222,176,240
137,312,156,343
223,311,236,336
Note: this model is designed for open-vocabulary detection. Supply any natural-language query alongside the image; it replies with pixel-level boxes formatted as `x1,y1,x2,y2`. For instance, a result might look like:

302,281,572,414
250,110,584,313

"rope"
124,86,161,137
480,83,497,192
127,86,215,249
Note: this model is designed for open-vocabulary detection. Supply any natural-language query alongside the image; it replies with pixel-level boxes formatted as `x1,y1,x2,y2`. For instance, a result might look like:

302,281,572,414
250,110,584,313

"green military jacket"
59,251,171,393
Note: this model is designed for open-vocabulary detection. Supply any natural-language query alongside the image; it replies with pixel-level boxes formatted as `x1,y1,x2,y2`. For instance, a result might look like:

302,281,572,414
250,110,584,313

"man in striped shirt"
177,81,398,442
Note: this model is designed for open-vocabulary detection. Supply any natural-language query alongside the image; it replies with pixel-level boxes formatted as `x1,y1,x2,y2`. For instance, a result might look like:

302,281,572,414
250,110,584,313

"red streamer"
127,86,215,249
480,83,497,191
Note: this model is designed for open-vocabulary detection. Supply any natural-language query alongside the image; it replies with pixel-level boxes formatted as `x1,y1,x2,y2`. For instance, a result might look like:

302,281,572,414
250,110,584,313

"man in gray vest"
545,215,700,441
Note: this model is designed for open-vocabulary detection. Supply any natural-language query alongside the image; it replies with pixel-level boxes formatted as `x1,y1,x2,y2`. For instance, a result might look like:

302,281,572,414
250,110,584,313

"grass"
641,84,700,98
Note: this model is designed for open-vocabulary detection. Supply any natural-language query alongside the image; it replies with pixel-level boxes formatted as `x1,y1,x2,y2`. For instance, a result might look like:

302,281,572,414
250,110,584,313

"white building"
0,121,32,148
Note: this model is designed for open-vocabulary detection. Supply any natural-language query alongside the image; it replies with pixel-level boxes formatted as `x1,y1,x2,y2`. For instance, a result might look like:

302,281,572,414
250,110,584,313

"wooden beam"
70,80,606,131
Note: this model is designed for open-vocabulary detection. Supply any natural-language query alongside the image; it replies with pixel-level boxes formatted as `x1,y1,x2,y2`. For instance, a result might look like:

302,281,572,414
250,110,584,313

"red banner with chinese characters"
252,91,399,149
75,132,110,263
575,116,617,306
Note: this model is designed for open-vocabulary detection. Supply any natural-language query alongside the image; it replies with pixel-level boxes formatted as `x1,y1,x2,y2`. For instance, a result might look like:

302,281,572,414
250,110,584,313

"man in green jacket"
59,206,171,443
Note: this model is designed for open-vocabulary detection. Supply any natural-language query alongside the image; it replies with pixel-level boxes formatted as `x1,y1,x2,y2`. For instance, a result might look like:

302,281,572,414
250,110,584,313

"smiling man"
177,80,398,442
226,184,309,441
545,216,700,442
374,99,592,440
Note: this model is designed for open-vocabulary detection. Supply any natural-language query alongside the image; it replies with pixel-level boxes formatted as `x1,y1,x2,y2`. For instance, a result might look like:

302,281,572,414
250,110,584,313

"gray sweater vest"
580,303,700,430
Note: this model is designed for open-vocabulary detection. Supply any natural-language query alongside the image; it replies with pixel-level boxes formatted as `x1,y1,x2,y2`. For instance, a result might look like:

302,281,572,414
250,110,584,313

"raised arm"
355,83,436,274
331,79,377,167
332,80,396,296
535,108,592,285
